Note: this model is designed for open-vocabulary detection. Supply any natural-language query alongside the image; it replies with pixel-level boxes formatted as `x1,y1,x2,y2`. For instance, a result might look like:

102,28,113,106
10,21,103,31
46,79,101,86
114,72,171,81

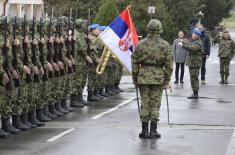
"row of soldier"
0,16,123,138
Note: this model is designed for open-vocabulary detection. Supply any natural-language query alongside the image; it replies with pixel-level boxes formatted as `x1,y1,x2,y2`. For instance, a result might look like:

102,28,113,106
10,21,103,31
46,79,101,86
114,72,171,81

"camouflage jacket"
131,34,173,85
214,36,235,59
182,39,203,68
90,34,104,64
75,30,88,67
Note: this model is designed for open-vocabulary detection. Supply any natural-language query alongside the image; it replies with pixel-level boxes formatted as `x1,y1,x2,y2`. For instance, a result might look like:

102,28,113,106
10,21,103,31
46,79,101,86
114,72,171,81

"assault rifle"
2,16,13,90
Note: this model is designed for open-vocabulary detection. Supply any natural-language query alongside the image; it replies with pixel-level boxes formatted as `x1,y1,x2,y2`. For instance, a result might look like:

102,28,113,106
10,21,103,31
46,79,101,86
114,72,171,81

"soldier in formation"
0,15,124,139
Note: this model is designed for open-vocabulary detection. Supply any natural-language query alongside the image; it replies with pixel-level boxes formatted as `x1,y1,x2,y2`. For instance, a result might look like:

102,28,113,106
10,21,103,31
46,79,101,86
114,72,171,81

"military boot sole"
0,133,10,139
0,129,10,139
139,132,149,139
13,125,30,131
3,127,21,134
187,96,198,99
148,132,161,139
100,93,109,97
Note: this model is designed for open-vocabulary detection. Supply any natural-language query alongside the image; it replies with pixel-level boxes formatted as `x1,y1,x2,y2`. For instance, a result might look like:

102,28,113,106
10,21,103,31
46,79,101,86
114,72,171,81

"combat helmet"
147,19,163,34
75,19,90,31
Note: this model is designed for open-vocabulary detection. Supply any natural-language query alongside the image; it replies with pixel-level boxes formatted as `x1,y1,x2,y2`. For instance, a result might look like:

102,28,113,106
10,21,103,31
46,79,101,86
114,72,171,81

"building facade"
0,0,45,19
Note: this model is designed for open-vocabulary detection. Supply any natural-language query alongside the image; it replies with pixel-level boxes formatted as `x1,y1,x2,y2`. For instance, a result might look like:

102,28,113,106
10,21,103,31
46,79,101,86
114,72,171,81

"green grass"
221,13,235,28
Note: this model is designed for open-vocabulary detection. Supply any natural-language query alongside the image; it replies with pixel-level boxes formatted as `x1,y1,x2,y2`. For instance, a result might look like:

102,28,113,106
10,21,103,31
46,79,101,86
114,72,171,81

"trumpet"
96,46,111,75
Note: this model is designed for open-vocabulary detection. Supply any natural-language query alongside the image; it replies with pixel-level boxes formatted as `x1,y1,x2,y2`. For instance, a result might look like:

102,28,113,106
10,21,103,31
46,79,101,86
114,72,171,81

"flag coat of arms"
99,7,139,72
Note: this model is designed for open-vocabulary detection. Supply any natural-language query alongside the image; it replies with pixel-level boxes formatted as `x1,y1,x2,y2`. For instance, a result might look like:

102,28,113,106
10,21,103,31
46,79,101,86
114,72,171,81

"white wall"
0,0,4,16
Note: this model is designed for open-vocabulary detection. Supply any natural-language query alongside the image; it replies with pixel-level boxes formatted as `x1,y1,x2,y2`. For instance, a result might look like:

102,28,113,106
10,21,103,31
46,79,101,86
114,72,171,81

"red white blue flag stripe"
99,7,139,72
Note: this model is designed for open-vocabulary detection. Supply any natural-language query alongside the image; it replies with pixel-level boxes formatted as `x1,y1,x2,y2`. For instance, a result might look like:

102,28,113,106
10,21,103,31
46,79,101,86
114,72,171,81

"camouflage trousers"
52,76,62,102
71,66,87,95
189,67,200,91
115,64,123,85
105,65,118,87
33,82,41,110
0,87,7,118
38,80,49,109
139,85,163,121
95,73,105,90
87,65,96,91
220,57,231,77
47,78,56,105
13,81,28,115
4,88,18,117
61,74,71,100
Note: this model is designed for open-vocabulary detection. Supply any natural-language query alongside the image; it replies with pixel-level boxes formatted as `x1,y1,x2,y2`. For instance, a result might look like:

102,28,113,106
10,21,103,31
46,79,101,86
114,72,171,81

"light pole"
198,11,204,24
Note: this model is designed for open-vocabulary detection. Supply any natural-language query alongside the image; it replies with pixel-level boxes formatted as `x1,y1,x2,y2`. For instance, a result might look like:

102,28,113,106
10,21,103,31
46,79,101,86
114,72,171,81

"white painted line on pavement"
91,97,136,120
225,129,235,155
47,128,76,142
205,83,235,86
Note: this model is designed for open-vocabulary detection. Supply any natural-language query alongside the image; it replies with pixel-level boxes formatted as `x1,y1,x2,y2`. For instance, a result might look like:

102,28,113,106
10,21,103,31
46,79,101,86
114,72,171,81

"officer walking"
132,19,173,139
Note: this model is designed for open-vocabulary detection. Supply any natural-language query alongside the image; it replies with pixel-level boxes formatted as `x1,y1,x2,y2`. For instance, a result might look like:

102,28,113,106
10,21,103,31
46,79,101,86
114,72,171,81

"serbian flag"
99,7,139,72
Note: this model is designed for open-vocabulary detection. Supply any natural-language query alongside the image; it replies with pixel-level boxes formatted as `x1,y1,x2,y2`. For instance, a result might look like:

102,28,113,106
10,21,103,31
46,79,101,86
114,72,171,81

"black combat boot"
224,75,229,85
2,117,21,134
94,89,104,99
36,108,52,122
21,113,37,128
110,85,119,94
61,99,73,112
149,121,161,139
139,121,149,139
28,110,45,127
76,94,88,105
187,91,198,99
70,94,85,108
0,129,10,139
87,91,100,102
219,74,224,84
99,88,109,97
12,115,31,131
55,102,69,114
43,105,57,119
105,86,115,96
115,83,124,92
48,104,63,116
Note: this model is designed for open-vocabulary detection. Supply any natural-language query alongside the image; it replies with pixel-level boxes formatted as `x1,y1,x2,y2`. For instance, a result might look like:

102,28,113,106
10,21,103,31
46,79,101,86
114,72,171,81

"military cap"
99,26,108,31
88,24,100,31
192,28,201,36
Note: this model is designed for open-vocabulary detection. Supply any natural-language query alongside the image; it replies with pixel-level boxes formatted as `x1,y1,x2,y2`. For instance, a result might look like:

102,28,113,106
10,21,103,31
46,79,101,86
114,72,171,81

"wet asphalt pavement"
1,30,235,155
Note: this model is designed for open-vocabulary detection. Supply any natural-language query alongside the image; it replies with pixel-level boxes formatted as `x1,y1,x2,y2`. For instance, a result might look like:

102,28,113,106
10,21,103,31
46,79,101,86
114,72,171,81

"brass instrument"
96,46,111,75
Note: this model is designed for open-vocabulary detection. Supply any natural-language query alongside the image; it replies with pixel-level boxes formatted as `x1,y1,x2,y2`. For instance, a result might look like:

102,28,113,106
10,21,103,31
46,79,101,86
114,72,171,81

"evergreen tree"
94,0,119,25
131,0,177,43
199,0,233,29
164,0,199,33
116,0,130,11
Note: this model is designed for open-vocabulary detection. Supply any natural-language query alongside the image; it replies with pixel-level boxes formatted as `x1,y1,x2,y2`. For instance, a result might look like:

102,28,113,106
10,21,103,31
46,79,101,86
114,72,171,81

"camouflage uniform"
0,19,13,119
214,34,235,84
0,17,22,134
11,18,25,117
132,19,173,139
0,19,11,137
88,34,98,92
70,19,89,107
182,39,203,95
90,34,105,97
